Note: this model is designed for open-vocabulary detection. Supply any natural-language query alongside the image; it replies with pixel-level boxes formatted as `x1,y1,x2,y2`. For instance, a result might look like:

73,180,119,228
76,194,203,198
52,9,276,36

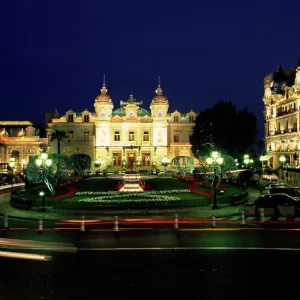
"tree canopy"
50,130,68,154
171,156,194,175
190,101,257,159
26,153,73,194
70,154,91,176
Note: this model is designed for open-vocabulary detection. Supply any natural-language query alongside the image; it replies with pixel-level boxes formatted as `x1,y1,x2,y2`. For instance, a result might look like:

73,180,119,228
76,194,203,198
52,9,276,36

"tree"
26,154,73,195
190,101,257,159
50,130,68,154
171,156,194,176
190,110,214,158
195,154,236,178
70,154,91,176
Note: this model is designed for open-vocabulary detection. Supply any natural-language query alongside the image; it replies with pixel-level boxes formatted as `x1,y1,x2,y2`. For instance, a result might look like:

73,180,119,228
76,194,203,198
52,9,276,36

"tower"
150,77,169,160
94,76,113,158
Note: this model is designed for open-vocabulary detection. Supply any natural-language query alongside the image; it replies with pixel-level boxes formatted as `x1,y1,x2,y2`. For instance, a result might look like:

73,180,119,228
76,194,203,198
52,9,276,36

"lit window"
143,131,149,141
68,114,74,122
129,131,135,141
113,153,121,166
189,116,194,122
174,116,179,122
68,131,74,142
114,131,120,141
83,131,89,142
83,115,89,122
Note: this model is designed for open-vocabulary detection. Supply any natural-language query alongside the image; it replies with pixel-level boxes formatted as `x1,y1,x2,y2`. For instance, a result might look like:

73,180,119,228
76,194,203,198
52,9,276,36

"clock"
128,111,135,118
100,111,106,117
157,111,163,117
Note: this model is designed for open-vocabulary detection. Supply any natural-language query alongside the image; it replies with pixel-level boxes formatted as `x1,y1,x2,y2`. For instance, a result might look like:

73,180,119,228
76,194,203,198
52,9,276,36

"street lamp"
9,157,15,194
279,155,286,166
243,154,253,168
35,151,52,211
94,158,103,175
161,156,170,176
206,151,224,209
279,155,286,179
259,155,268,172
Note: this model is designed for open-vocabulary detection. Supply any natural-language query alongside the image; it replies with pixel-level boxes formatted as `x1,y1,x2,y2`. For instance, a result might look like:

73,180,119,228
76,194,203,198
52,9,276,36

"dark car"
264,187,300,199
253,194,300,215
261,183,300,192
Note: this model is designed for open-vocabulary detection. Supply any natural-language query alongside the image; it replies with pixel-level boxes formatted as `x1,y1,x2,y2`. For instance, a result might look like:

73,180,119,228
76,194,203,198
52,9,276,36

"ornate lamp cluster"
35,150,52,211
206,151,224,209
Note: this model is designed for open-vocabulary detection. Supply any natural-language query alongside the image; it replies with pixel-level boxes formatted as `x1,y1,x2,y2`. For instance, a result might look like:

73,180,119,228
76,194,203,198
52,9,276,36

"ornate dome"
151,84,168,105
95,84,112,103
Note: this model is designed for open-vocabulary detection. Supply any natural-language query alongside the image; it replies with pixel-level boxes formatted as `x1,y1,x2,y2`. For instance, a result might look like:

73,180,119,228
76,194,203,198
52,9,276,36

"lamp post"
35,151,52,211
161,156,170,176
206,151,224,209
9,157,15,194
279,155,286,180
259,156,267,169
94,158,103,175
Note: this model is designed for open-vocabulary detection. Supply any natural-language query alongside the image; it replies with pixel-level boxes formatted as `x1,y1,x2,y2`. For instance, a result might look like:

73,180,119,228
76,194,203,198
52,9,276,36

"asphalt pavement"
1,229,300,299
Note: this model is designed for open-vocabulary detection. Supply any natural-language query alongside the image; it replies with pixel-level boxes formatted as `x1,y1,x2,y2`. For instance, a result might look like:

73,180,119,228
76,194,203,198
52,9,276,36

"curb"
0,209,240,222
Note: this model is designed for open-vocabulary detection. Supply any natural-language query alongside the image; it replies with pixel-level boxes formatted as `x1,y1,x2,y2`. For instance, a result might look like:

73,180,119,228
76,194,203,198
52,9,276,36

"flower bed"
78,193,181,204
187,183,212,198
76,189,190,196
52,186,78,201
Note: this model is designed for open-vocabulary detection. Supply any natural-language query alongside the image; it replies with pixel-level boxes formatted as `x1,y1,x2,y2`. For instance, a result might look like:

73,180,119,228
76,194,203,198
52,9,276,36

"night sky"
1,0,300,139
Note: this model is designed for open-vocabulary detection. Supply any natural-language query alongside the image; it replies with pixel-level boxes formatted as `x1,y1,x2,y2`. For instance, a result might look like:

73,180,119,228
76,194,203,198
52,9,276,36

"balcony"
276,108,298,117
273,128,298,135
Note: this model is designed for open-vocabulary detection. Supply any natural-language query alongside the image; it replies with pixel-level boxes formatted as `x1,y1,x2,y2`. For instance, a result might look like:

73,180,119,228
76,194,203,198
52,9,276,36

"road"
1,228,300,299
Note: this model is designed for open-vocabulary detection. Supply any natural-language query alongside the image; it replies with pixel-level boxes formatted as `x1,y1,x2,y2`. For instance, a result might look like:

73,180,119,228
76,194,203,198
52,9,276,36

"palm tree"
50,130,67,154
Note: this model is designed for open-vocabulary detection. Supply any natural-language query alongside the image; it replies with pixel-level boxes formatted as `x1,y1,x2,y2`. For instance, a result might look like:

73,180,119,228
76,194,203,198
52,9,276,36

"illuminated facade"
0,121,47,173
48,80,197,170
263,62,300,168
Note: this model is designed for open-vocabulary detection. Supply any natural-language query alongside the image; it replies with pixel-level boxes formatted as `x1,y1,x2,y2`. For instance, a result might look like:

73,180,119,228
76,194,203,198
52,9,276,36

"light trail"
0,250,52,261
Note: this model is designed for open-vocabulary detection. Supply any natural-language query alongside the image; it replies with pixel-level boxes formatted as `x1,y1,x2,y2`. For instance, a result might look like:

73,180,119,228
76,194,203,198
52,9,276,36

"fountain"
119,171,144,192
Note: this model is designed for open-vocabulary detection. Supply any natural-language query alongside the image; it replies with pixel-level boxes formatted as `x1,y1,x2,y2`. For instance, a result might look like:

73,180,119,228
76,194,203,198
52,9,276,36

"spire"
53,108,59,118
100,74,107,94
129,93,134,102
156,76,163,95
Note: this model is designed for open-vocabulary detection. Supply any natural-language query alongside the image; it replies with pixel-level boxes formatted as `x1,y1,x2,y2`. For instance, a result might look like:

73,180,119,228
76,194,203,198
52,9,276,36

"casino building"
48,79,197,171
263,61,300,168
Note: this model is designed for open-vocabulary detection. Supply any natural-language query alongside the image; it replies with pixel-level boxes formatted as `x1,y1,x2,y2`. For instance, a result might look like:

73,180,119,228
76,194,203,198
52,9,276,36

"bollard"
260,208,265,222
114,216,119,232
37,216,43,233
80,215,85,232
174,213,179,229
4,214,9,230
211,212,216,228
240,210,246,225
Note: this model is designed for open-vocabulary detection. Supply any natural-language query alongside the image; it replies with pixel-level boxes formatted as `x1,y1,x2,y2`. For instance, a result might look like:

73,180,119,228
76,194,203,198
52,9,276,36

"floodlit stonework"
263,62,300,168
48,79,197,171
0,121,47,173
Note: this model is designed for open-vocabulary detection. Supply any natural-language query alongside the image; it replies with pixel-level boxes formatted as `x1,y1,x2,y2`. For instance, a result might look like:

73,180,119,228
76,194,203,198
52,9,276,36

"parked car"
253,193,300,216
263,187,300,199
262,183,300,192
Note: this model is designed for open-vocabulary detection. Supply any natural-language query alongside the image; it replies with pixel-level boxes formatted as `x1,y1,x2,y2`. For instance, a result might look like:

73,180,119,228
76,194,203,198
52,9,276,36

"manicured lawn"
145,178,190,190
77,178,117,192
15,177,245,210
